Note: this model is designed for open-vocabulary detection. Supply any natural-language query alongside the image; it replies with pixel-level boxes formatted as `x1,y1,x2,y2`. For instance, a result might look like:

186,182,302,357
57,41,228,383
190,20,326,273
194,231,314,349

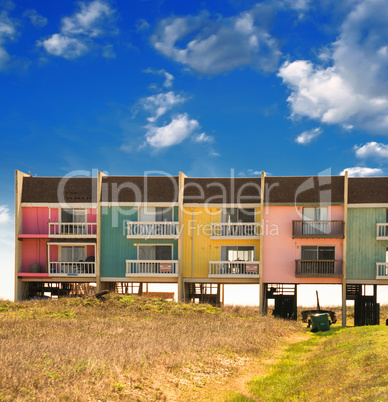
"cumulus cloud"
278,0,388,133
0,10,16,70
0,205,14,301
151,5,281,74
194,132,214,143
339,167,383,177
355,141,388,159
23,9,47,27
140,91,187,123
145,113,199,149
39,0,116,59
0,205,11,224
295,127,322,144
40,34,88,58
143,68,175,88
136,19,150,32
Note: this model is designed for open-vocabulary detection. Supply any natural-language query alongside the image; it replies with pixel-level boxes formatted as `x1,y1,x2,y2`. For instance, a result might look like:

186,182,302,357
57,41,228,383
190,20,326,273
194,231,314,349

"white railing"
210,223,260,238
376,263,388,278
376,224,388,239
126,260,179,276
49,223,97,237
209,261,259,277
49,261,96,276
126,222,180,238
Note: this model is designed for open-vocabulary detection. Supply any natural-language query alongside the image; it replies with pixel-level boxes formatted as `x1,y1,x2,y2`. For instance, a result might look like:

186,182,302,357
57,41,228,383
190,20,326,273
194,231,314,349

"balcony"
376,263,388,279
126,260,179,277
49,223,97,238
295,260,343,278
126,222,180,239
376,224,388,240
49,261,96,277
210,223,260,239
209,261,259,278
292,221,344,239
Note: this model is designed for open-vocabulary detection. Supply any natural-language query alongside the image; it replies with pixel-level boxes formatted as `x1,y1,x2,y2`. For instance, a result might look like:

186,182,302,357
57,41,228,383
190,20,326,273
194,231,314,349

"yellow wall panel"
182,207,261,278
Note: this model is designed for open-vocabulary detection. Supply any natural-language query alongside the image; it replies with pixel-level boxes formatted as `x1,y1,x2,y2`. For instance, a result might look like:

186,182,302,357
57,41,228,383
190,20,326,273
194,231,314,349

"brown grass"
0,296,303,401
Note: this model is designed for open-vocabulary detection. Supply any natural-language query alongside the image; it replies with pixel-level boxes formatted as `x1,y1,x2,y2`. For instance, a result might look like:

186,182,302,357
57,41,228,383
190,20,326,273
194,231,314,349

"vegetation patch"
0,295,302,401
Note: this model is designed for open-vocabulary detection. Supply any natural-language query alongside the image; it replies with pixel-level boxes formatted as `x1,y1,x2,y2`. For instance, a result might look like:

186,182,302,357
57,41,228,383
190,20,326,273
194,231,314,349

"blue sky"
1,0,388,299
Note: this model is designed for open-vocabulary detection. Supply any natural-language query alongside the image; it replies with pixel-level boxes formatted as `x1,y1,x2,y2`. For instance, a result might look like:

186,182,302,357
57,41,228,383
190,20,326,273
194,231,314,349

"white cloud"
209,151,221,157
339,167,383,177
0,10,16,70
143,68,175,89
145,113,199,148
0,205,14,300
23,9,47,27
355,141,388,159
39,0,116,59
151,5,281,74
163,71,174,88
136,19,150,32
140,91,187,123
194,132,214,143
0,205,11,224
295,127,322,145
40,33,88,59
278,0,388,133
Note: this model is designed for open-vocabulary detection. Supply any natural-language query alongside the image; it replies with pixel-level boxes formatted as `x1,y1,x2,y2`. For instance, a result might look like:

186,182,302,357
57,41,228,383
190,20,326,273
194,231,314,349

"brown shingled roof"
101,176,179,203
183,178,261,204
22,177,96,203
348,177,388,203
265,176,344,204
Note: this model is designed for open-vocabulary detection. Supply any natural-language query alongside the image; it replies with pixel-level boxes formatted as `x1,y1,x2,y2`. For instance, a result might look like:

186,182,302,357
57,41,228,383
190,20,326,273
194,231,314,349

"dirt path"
159,331,310,401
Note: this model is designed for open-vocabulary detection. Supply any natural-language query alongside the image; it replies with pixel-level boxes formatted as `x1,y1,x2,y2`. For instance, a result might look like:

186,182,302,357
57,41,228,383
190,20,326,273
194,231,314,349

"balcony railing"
49,223,97,237
295,260,343,277
209,261,259,277
126,260,179,276
126,222,180,239
49,261,96,276
376,263,388,279
210,223,260,238
376,224,388,240
292,221,344,238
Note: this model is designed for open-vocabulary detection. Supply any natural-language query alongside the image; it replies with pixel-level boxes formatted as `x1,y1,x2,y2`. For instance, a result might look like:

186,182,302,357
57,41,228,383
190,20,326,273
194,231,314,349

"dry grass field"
0,295,303,401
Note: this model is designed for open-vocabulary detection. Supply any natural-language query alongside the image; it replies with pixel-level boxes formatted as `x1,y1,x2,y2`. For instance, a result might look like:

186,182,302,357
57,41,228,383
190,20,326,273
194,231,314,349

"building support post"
259,171,266,315
342,171,349,326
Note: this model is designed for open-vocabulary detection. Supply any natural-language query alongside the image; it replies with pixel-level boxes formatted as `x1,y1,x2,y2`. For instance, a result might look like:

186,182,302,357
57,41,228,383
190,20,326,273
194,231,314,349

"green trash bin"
310,313,330,332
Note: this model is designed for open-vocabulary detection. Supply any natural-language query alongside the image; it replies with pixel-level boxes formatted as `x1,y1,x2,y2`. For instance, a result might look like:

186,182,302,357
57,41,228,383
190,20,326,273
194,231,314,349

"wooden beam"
342,170,348,326
178,171,187,302
259,171,266,315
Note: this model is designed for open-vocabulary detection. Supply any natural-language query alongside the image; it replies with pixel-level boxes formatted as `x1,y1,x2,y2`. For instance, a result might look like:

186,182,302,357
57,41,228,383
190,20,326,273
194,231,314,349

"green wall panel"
100,206,178,278
347,208,388,280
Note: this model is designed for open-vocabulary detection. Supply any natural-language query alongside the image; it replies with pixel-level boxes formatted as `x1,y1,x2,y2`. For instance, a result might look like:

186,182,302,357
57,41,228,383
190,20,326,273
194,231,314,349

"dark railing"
292,220,344,238
295,260,343,277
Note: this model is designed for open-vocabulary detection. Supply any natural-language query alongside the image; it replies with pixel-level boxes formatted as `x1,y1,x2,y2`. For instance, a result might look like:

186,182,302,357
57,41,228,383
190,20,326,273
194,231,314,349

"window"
302,207,328,221
300,246,335,275
221,246,255,261
61,209,86,234
139,207,173,222
138,245,172,260
301,246,335,260
221,208,255,223
302,207,328,234
61,246,86,262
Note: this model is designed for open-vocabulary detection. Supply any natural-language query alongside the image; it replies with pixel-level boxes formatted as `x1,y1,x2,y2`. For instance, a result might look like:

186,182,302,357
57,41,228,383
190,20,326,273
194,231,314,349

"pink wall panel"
87,245,95,257
22,239,47,272
51,208,59,223
49,245,58,261
263,206,343,284
22,207,49,234
87,209,97,223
